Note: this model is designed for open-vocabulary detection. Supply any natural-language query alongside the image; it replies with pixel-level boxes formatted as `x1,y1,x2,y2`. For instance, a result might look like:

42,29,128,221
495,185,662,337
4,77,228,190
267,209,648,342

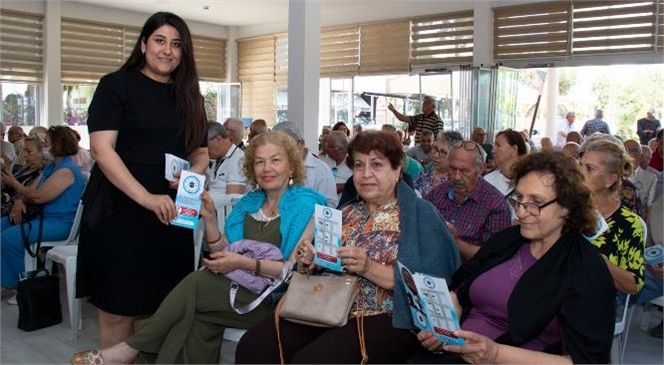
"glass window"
2,82,39,127
200,81,241,122
63,84,95,126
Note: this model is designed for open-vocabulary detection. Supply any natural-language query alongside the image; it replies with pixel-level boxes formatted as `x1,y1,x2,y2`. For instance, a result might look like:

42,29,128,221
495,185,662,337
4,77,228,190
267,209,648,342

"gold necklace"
255,208,278,237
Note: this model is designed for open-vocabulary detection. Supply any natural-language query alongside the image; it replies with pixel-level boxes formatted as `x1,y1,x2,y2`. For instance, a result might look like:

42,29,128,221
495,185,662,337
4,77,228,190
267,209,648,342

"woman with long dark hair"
75,12,209,347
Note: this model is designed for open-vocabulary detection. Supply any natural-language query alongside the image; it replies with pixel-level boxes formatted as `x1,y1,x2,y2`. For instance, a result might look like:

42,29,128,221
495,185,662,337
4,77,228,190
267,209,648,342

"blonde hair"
242,131,305,187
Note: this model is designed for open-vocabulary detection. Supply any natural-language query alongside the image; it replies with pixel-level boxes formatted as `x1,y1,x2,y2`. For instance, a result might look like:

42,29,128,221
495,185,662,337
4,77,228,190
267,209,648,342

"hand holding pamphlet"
313,204,343,272
170,170,205,230
397,261,465,346
165,153,191,182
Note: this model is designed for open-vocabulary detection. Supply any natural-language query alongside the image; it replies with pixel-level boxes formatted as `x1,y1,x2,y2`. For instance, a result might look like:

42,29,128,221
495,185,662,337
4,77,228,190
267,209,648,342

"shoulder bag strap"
20,210,44,258
229,264,292,314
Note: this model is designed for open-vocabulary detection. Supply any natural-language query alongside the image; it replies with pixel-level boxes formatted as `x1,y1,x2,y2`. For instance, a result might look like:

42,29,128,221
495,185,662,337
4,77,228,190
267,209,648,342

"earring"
288,176,294,186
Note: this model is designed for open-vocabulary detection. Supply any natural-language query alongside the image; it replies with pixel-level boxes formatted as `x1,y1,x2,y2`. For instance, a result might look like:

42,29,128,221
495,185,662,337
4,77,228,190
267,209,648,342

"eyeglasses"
432,146,448,156
451,140,482,155
505,190,558,217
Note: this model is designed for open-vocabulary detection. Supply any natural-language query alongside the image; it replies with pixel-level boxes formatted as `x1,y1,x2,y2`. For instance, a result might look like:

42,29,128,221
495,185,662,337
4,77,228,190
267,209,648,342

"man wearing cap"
387,95,443,145
556,111,577,148
637,108,661,146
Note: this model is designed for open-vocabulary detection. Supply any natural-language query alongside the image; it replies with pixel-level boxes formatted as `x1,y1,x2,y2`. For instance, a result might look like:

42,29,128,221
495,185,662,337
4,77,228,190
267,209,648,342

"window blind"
658,1,664,52
193,35,226,81
410,11,474,67
237,36,275,121
320,25,360,77
494,2,570,61
62,18,226,84
572,1,659,56
0,9,44,83
359,20,410,75
61,18,134,84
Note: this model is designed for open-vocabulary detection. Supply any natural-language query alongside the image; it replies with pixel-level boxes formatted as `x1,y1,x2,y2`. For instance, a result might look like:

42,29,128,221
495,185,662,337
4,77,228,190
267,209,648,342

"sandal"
71,350,104,365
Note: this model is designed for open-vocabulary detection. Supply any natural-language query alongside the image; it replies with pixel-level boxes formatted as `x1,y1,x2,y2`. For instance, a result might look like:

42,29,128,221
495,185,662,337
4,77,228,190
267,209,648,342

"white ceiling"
67,0,473,28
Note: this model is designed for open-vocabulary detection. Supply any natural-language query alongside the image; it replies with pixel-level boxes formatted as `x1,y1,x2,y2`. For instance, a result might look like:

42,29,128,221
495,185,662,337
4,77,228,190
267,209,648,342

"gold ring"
297,249,304,257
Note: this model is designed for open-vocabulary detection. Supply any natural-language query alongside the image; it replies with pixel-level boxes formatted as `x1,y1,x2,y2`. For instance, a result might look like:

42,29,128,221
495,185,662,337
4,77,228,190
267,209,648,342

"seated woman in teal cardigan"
72,131,326,364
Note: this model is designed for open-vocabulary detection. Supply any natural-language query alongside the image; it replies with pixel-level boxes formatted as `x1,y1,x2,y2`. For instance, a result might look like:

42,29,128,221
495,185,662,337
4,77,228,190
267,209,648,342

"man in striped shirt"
387,95,443,144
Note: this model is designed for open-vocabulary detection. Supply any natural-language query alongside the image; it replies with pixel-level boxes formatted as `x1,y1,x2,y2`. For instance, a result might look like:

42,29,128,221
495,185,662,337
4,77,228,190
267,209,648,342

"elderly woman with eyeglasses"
414,131,462,198
415,152,616,364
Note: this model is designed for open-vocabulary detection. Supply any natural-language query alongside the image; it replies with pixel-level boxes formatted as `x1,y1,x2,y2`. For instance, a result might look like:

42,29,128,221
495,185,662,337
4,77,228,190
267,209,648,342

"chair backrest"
649,196,663,244
614,293,631,335
55,200,84,245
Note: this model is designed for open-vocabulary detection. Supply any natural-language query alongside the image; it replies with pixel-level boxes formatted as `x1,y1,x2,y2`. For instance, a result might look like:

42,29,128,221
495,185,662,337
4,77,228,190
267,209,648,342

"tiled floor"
1,268,662,364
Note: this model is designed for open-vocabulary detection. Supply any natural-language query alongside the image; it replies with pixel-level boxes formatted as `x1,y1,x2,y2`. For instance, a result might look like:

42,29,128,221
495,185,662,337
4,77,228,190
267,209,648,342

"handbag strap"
274,294,287,365
229,264,291,315
20,209,44,258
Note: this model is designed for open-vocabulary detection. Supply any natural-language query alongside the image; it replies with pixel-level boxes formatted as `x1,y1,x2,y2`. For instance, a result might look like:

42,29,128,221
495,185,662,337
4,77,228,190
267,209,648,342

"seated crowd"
4,113,661,364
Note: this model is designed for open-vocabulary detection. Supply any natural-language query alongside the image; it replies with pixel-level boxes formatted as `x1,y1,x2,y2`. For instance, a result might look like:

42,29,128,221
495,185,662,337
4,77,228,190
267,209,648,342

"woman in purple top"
415,152,616,364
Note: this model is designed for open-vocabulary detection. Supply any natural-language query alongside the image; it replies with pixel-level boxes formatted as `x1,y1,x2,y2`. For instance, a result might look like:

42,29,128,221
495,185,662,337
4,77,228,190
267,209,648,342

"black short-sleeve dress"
76,69,202,316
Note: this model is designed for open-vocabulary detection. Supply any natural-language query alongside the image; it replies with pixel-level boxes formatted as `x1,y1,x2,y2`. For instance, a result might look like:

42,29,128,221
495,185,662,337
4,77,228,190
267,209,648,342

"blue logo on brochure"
423,276,436,289
183,176,202,194
323,208,332,219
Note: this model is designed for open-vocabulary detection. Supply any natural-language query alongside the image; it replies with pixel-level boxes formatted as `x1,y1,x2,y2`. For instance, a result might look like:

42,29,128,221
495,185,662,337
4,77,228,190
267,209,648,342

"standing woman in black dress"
76,12,209,347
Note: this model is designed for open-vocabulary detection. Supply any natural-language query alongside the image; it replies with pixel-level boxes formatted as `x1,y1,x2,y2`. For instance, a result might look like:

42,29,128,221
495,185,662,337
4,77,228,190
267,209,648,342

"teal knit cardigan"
225,185,327,258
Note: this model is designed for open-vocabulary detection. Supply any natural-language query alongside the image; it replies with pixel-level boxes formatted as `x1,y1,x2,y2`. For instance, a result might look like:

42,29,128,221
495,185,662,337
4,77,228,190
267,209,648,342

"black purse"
16,269,62,331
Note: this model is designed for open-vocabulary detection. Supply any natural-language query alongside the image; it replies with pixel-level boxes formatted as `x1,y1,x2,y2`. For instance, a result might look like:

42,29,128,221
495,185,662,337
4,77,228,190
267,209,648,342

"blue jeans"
634,268,664,305
1,216,72,287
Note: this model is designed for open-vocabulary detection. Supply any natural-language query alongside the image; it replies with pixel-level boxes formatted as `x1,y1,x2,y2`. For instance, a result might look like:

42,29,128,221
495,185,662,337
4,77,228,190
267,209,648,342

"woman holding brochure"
416,152,616,364
72,131,326,364
236,130,460,364
75,12,209,348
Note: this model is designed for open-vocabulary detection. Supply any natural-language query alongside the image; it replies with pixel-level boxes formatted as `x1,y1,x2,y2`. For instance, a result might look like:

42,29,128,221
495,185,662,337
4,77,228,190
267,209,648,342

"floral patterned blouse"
341,200,400,317
591,205,646,292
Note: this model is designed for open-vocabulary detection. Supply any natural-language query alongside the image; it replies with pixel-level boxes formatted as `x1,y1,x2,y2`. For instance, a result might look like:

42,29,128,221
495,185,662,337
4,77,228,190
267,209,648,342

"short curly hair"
242,131,305,188
512,151,597,236
346,130,404,170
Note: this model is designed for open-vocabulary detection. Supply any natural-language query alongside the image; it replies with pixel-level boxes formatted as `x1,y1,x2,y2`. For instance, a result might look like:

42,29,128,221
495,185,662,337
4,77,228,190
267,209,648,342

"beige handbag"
277,272,359,327
274,272,368,364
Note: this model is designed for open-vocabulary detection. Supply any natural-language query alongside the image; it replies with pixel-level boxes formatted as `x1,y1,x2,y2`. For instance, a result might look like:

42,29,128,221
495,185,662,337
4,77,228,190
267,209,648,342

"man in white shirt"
624,139,657,219
556,111,577,148
272,121,338,207
207,122,246,207
320,131,352,200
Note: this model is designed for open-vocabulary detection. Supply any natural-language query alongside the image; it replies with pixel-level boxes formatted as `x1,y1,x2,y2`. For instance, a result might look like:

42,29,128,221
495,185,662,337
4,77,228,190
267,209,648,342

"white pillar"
288,0,321,152
544,68,559,139
43,0,62,126
226,26,238,83
473,2,492,67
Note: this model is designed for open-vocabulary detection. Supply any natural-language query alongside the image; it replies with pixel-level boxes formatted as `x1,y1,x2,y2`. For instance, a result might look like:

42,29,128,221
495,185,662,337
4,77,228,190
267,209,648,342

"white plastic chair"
194,203,236,270
611,293,634,364
24,200,84,272
648,196,663,245
45,245,81,340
